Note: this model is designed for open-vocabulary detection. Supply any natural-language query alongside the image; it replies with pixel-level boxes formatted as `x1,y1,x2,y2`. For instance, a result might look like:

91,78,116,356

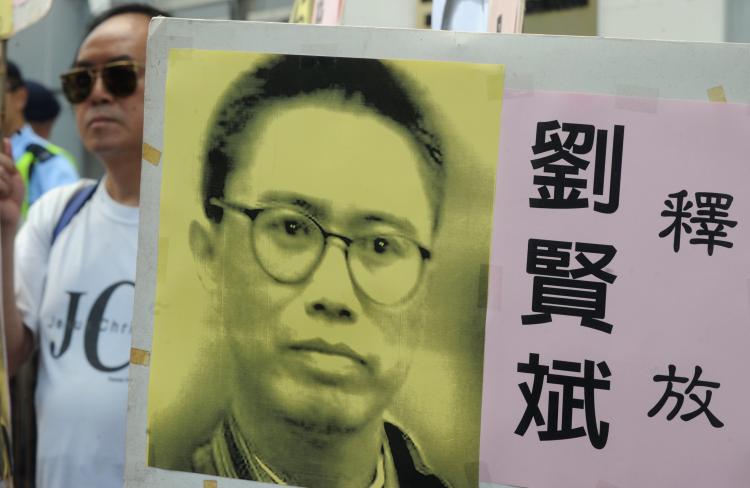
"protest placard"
126,18,750,488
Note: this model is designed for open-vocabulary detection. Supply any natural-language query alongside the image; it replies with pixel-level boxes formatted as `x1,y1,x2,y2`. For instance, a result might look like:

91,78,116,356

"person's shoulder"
20,127,75,167
25,179,96,227
383,421,452,488
22,130,57,162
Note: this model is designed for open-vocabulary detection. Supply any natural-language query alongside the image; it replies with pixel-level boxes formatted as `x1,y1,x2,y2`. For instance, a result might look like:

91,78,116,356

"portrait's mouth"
288,339,367,366
285,339,370,384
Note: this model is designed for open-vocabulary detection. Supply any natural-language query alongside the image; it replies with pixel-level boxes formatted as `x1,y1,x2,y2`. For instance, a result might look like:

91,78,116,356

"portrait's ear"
189,220,218,288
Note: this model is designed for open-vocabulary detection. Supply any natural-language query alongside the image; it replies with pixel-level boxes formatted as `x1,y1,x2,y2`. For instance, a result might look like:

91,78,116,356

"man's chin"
267,380,382,438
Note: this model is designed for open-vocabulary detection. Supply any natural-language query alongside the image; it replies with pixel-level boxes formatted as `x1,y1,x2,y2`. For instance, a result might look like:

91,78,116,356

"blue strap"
51,182,99,246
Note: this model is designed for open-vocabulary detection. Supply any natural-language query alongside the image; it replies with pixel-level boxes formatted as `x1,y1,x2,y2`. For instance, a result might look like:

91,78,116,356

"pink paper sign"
480,90,750,488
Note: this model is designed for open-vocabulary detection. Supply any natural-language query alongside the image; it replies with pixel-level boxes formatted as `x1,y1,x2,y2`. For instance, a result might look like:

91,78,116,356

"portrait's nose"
304,241,359,323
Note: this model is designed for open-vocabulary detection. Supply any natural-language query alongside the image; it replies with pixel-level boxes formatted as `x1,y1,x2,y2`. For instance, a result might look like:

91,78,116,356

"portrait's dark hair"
5,61,23,92
202,55,446,229
85,3,170,37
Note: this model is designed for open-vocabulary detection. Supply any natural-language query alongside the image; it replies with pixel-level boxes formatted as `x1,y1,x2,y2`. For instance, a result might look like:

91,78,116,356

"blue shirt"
11,124,78,206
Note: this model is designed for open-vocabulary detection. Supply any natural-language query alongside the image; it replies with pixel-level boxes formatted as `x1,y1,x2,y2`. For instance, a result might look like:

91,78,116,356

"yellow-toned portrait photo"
147,49,504,488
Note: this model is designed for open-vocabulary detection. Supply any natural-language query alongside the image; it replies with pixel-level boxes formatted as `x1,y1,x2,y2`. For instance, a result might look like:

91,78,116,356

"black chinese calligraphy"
659,190,737,256
515,353,611,449
522,239,617,334
529,121,624,214
648,364,724,428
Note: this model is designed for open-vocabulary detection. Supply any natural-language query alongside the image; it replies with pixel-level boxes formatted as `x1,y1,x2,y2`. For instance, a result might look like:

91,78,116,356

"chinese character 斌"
515,353,611,449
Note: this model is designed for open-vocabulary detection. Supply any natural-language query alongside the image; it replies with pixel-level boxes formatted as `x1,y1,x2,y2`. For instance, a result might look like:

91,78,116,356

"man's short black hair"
85,3,170,37
5,61,23,91
202,54,446,229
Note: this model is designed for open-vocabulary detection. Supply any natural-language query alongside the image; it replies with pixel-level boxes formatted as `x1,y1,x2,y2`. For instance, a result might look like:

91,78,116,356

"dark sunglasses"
60,60,142,104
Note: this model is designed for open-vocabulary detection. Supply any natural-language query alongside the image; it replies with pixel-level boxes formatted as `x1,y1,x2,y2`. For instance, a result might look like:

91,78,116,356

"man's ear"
15,87,28,112
189,220,218,289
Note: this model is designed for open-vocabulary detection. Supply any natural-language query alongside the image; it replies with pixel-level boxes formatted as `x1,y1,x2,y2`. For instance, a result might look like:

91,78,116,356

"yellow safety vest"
16,142,77,217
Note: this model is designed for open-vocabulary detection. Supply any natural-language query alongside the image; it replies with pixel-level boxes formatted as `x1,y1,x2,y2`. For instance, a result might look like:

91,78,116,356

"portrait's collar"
223,414,387,488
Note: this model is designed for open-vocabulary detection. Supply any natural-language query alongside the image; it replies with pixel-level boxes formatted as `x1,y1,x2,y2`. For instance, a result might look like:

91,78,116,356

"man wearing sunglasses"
0,4,168,488
181,55,450,488
4,61,78,217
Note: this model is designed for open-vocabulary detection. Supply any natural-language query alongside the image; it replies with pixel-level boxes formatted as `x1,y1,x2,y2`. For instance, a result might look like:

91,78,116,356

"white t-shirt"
15,178,138,488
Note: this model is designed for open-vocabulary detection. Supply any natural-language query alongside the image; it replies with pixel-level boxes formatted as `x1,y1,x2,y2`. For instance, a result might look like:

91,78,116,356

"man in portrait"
186,54,452,488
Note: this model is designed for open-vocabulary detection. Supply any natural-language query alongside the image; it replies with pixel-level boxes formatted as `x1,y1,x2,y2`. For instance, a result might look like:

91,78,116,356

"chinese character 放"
648,364,724,428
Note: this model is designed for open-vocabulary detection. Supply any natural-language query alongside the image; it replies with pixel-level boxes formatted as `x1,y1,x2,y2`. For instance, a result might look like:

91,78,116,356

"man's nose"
88,72,113,104
303,241,359,323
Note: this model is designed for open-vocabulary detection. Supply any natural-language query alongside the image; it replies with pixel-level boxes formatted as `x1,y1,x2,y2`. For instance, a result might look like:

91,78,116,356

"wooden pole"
0,36,16,488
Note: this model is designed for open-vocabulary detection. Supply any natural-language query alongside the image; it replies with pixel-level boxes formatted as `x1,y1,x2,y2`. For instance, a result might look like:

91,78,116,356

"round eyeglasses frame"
209,197,433,305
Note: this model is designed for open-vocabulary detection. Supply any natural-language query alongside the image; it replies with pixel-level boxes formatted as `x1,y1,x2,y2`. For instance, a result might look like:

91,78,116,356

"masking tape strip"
707,85,727,103
486,264,502,311
142,143,162,166
204,481,218,488
505,74,536,98
130,348,151,366
614,85,659,114
596,481,622,488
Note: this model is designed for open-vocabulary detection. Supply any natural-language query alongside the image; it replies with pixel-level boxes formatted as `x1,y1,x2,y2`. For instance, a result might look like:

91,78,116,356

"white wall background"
598,0,731,42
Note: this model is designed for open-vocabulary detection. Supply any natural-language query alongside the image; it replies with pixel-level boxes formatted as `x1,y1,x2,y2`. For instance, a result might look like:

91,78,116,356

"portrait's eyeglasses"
210,198,432,305
60,60,142,104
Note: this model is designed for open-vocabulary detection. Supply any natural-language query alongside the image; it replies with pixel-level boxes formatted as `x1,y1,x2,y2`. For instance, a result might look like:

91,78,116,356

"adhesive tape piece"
203,481,218,488
596,481,622,488
130,348,151,366
707,86,727,103
505,74,535,98
142,143,162,166
486,264,503,311
615,85,659,114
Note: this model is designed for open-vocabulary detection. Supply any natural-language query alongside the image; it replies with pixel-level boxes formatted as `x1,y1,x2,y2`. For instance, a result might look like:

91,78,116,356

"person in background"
0,4,168,488
24,80,61,140
4,62,78,217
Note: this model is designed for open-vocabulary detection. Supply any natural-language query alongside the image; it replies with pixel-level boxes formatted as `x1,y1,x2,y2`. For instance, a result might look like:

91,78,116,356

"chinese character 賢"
529,121,624,214
522,239,617,334
515,353,611,449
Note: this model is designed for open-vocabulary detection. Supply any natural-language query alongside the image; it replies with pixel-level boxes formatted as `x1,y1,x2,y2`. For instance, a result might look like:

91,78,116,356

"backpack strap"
51,181,99,246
